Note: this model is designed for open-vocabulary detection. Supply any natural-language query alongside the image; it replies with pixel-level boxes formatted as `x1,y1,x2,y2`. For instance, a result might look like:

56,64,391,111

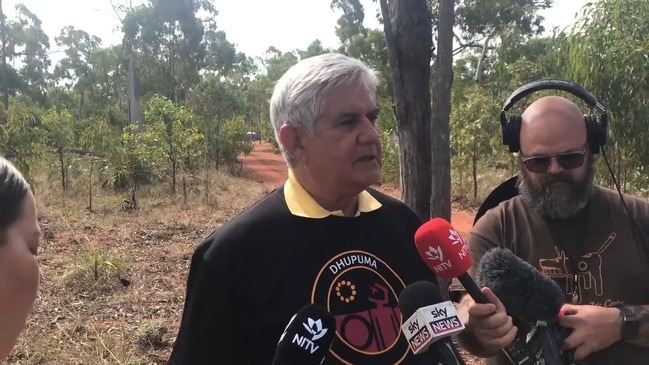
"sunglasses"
520,145,588,173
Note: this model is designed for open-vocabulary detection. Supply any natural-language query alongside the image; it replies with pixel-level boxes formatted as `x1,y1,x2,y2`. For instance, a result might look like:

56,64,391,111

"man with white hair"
167,53,443,364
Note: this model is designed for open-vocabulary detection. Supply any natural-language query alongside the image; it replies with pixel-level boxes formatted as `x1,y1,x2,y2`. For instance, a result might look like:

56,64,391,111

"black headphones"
500,78,609,154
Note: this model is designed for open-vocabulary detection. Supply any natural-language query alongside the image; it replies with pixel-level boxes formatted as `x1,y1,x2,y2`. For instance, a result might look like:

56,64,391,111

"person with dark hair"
0,156,42,359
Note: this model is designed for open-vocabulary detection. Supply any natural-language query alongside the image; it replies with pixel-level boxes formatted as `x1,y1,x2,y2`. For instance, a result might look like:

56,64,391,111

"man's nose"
547,158,564,174
358,118,380,144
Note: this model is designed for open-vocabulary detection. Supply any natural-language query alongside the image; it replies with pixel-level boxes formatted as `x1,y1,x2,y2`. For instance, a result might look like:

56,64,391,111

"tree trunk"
474,31,496,83
88,159,93,212
171,159,177,194
616,143,622,191
430,0,455,221
58,148,66,191
128,52,142,129
204,153,210,202
0,0,8,109
183,174,188,203
78,88,85,125
472,153,478,201
379,0,433,222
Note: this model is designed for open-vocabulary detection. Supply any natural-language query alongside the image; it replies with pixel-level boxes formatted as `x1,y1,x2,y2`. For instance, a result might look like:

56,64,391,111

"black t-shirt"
167,186,442,364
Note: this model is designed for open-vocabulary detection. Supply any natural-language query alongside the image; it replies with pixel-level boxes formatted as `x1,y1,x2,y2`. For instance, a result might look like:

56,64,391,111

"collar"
284,169,382,218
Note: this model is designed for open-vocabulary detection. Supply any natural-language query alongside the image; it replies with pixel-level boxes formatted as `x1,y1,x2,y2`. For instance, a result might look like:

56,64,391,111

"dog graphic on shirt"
539,233,616,301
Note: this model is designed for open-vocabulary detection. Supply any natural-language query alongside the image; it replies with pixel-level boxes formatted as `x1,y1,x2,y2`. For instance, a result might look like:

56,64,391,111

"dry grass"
451,164,516,210
3,164,486,365
2,169,266,365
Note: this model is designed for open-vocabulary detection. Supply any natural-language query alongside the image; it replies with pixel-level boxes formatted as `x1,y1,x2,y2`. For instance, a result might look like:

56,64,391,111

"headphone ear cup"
504,115,522,153
585,115,604,154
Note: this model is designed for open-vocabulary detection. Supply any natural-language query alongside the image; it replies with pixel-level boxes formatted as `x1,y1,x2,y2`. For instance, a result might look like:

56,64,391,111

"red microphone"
414,218,488,304
415,218,542,365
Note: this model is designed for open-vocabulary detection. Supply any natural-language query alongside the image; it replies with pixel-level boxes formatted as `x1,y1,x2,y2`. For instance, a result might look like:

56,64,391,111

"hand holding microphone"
476,247,576,365
461,287,518,355
413,218,538,364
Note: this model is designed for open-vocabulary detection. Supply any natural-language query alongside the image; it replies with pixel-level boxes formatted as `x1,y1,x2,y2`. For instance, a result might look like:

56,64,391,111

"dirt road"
239,142,476,237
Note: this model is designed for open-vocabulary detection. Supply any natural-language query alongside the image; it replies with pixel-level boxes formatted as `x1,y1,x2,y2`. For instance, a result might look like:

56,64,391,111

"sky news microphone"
476,247,578,365
272,304,335,365
413,218,540,365
399,280,466,364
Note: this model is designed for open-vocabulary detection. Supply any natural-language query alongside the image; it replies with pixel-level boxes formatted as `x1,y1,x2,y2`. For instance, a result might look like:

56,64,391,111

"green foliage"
376,97,399,184
2,0,649,209
0,99,45,183
41,107,76,190
143,94,204,190
106,123,163,192
567,0,649,191
456,0,553,38
450,84,510,200
219,116,253,175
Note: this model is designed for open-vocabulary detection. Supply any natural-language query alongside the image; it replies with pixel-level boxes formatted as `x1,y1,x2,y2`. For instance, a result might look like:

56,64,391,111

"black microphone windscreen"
272,304,336,365
475,247,564,323
398,280,443,318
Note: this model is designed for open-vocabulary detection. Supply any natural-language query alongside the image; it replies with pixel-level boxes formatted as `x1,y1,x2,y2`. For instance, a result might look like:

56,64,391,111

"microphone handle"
457,273,488,304
457,273,540,365
427,340,467,365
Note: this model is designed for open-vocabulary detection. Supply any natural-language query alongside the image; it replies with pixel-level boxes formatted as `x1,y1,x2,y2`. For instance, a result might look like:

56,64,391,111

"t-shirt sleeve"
167,239,245,364
448,206,503,302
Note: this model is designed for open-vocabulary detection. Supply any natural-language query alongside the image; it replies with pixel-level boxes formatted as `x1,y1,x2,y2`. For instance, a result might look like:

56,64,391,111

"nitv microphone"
272,304,335,365
399,280,467,364
414,218,540,365
413,218,485,302
476,247,580,365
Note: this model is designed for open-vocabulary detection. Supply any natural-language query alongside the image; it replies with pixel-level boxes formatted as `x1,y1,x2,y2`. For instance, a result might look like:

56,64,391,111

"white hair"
269,52,379,164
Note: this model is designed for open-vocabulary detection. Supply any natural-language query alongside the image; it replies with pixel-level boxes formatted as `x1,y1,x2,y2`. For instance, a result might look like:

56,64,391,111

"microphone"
399,280,467,364
413,218,486,302
413,218,539,365
476,247,580,365
475,247,565,323
272,304,336,365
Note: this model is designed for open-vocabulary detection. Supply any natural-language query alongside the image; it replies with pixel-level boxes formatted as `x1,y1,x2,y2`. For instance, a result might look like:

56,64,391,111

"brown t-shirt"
449,185,649,365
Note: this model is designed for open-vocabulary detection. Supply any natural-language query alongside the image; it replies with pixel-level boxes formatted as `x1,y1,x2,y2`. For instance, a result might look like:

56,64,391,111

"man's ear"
278,123,305,161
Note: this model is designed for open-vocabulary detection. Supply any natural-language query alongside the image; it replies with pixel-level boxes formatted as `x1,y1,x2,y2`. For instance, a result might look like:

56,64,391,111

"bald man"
450,96,649,364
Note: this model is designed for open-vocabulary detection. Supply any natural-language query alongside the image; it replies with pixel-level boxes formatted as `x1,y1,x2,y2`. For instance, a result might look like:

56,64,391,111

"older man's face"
299,81,382,195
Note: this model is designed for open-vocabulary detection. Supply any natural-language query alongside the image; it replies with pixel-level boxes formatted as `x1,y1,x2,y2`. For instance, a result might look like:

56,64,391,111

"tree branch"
474,30,498,82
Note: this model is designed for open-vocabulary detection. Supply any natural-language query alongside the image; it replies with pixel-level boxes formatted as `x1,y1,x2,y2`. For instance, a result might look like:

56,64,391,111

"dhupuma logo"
539,233,616,301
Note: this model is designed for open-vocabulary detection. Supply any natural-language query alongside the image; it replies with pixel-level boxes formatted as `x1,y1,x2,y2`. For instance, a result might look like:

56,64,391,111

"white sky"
4,0,592,66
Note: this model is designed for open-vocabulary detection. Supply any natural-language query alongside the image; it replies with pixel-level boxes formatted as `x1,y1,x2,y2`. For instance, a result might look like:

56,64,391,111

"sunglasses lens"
524,157,551,173
557,153,585,169
524,153,585,173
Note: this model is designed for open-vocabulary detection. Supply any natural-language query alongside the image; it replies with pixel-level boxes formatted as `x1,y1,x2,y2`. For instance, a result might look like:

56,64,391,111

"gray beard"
516,161,595,219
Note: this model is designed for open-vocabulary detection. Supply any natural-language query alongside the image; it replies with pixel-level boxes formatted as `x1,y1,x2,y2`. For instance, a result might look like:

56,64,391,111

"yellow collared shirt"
284,169,382,218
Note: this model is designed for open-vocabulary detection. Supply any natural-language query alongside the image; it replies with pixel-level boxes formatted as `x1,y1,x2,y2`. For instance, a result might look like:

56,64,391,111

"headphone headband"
500,78,608,127
501,78,608,116
499,78,609,154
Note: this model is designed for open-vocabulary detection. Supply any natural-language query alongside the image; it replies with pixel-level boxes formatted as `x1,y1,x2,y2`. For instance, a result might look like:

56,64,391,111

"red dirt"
239,142,476,237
